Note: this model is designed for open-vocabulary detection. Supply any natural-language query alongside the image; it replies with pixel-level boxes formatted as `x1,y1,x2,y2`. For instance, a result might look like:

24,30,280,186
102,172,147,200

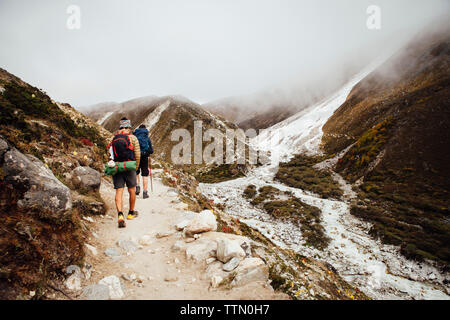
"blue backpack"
134,128,153,155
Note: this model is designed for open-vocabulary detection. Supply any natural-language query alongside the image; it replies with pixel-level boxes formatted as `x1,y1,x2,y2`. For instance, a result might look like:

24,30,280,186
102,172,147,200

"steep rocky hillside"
0,68,109,299
321,26,450,266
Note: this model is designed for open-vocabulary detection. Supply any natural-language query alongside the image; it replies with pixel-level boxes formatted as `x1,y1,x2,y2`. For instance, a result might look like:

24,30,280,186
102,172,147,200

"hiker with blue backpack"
134,124,154,199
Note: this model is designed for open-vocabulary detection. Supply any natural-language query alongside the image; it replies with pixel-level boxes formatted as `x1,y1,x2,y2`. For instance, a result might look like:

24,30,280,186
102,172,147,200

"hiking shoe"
127,211,139,220
136,185,140,196
143,191,149,199
118,213,126,228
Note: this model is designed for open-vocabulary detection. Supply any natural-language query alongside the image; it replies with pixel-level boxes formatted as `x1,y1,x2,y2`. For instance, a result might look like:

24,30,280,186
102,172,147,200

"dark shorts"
137,153,149,177
113,170,137,189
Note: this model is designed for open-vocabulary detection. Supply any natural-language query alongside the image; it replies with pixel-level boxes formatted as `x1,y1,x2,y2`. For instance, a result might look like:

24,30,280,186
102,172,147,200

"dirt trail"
79,170,288,300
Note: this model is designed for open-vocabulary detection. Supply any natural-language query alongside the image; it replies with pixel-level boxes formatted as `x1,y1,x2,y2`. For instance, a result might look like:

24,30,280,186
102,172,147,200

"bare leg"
136,174,140,186
143,176,148,192
128,187,136,211
115,188,124,212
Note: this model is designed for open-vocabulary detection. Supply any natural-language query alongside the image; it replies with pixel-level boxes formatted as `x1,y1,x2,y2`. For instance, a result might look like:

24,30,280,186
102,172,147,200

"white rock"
29,291,35,297
205,257,216,265
139,235,153,246
175,219,191,231
65,273,82,291
216,238,246,263
184,210,217,236
211,275,223,288
85,244,98,256
223,257,241,272
83,216,94,223
99,275,125,299
156,230,175,238
185,240,217,263
171,240,186,252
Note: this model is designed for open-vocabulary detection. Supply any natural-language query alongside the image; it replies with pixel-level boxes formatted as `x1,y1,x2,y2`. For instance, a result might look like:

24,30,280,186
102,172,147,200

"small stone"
223,257,241,272
105,248,121,257
85,244,98,256
29,291,35,297
206,257,216,265
211,275,223,288
139,235,153,246
83,216,94,223
174,258,180,264
65,265,82,276
185,238,195,243
194,234,200,239
65,273,82,291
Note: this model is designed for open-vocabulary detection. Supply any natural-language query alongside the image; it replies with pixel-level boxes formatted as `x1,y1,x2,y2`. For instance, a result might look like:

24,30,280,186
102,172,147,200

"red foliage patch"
80,138,93,147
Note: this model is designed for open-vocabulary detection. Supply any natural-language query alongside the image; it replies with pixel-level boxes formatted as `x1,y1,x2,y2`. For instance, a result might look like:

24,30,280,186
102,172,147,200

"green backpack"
104,161,137,176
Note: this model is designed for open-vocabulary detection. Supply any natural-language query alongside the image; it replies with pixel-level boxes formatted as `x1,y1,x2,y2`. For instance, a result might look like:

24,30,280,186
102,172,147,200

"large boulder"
184,210,217,236
71,166,101,192
231,258,269,287
1,140,72,220
0,137,8,158
216,238,246,263
185,240,217,263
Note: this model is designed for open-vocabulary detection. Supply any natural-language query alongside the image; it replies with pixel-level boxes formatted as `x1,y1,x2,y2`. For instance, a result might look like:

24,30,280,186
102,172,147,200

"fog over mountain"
0,0,448,110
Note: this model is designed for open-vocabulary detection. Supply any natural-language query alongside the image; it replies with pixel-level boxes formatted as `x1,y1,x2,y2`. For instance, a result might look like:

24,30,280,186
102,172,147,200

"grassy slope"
321,30,450,266
0,68,108,298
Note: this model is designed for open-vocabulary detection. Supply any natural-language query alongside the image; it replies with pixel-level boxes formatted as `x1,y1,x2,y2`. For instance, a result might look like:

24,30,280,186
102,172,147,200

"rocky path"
199,164,450,300
67,170,288,300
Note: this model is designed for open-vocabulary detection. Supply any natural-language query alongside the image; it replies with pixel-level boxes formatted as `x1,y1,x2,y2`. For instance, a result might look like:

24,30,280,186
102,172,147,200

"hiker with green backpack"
133,124,154,199
106,118,141,228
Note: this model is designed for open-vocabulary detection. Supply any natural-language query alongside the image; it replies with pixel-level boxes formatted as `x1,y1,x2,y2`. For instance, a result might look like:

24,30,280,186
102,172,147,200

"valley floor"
199,164,450,300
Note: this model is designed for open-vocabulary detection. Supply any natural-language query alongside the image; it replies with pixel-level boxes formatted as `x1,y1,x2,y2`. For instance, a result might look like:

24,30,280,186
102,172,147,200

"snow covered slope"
252,55,391,162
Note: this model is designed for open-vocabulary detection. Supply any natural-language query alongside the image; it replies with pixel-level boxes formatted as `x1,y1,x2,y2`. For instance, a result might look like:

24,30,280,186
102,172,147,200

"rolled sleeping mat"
104,160,137,176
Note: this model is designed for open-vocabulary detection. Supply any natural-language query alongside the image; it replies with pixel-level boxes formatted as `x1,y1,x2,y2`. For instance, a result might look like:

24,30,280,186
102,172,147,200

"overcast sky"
0,0,448,108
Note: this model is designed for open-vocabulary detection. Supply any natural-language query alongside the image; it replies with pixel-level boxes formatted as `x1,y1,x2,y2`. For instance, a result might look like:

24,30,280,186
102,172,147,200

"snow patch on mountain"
140,100,170,130
97,111,114,125
252,54,392,162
